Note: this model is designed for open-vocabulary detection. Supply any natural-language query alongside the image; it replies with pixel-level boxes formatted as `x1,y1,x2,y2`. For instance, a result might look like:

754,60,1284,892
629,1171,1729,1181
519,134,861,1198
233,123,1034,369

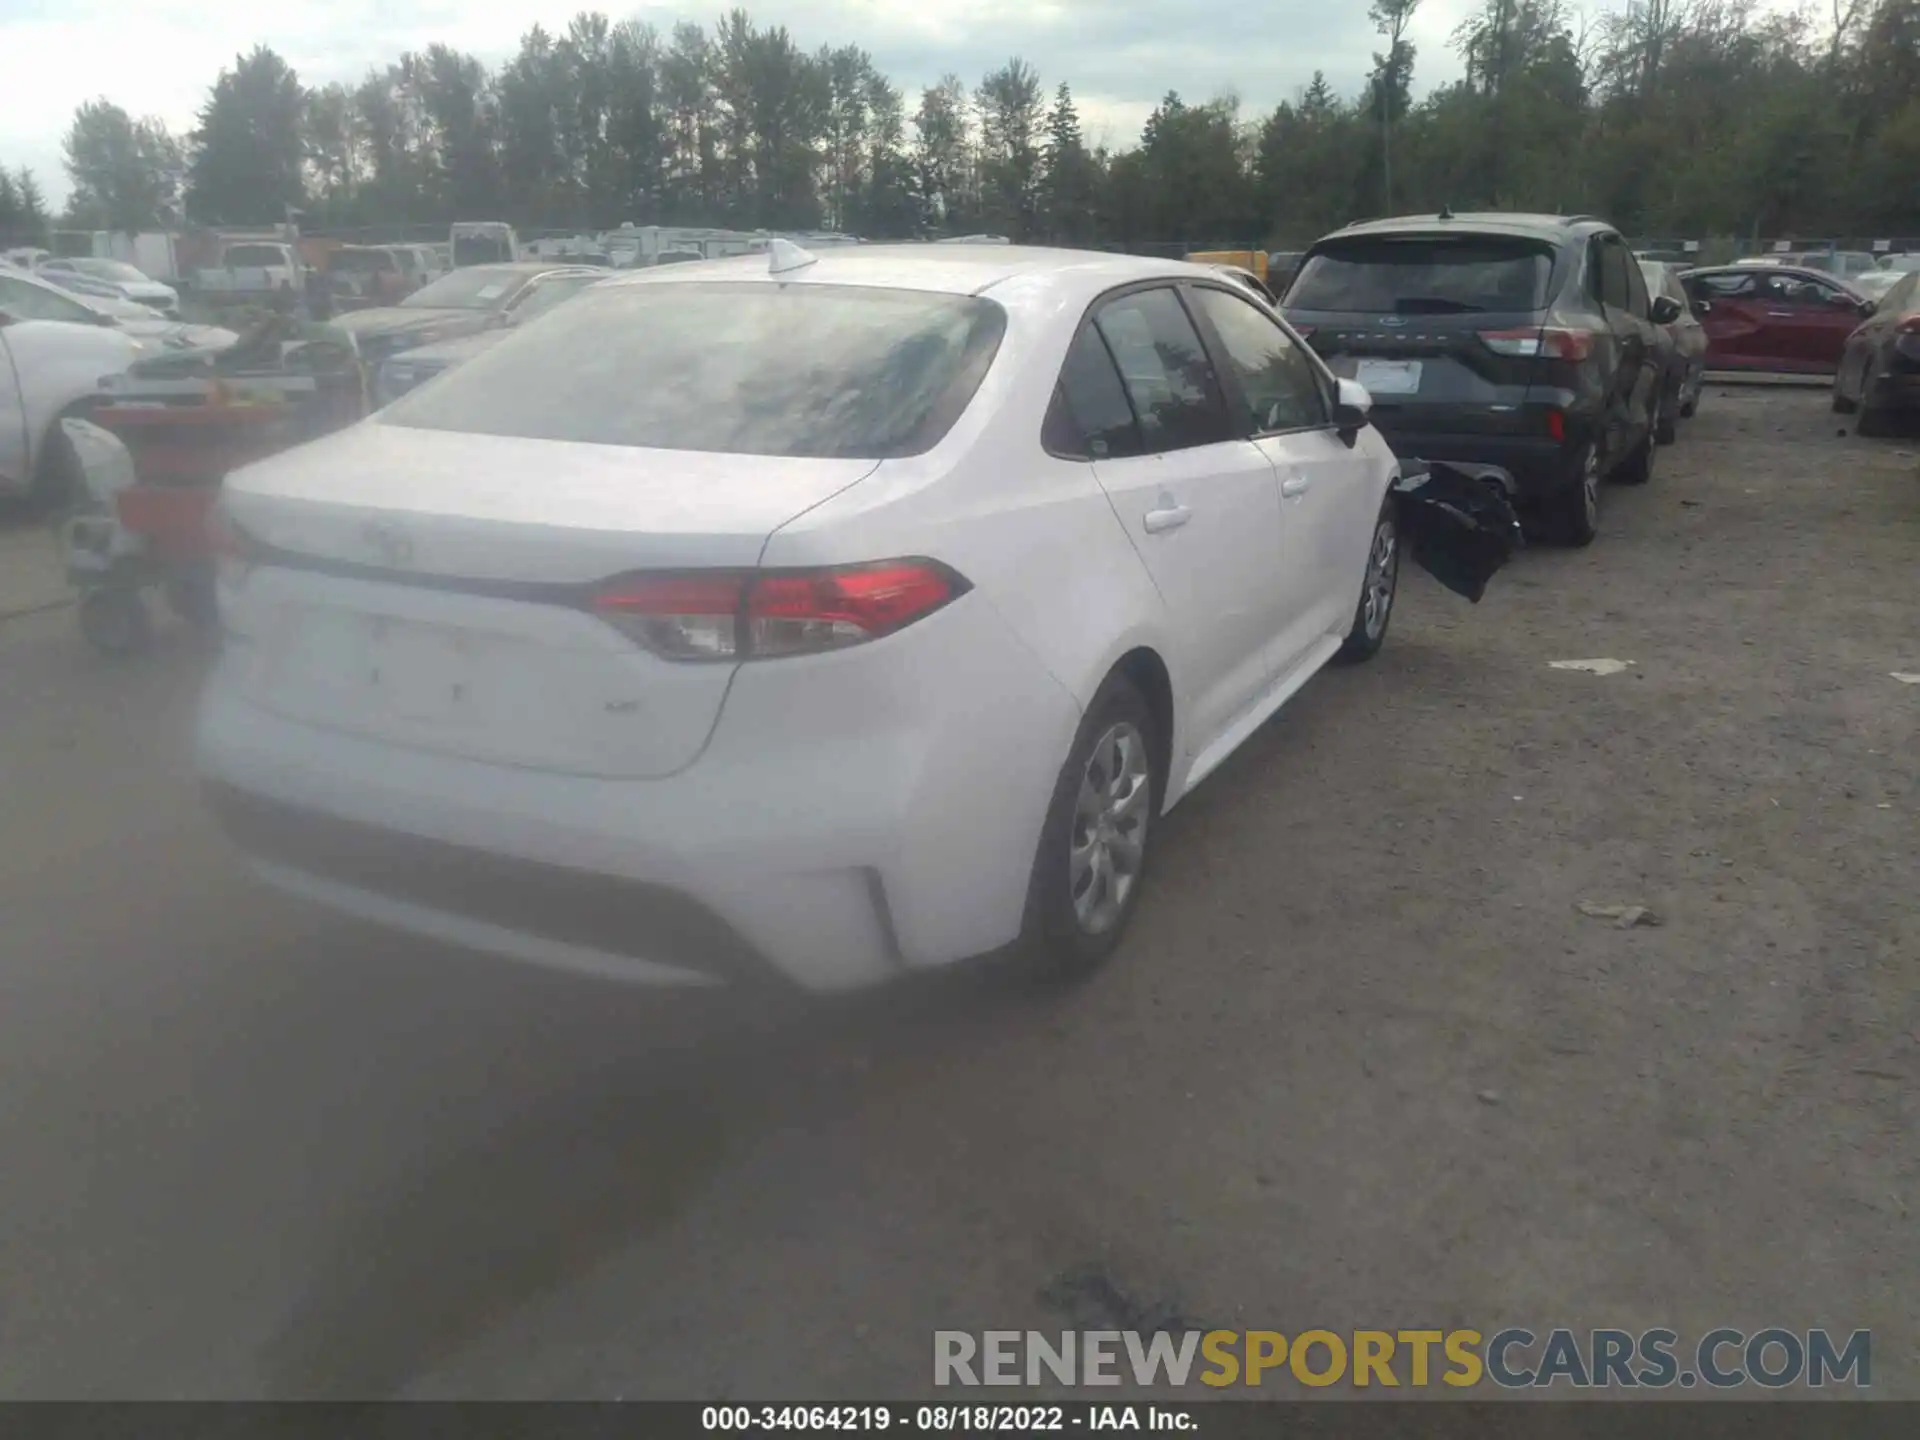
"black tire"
1849,359,1893,436
1545,443,1600,547
1022,673,1161,980
1655,378,1680,444
79,589,153,658
1856,400,1893,438
1833,352,1862,413
1615,401,1658,485
29,410,87,514
1335,499,1400,664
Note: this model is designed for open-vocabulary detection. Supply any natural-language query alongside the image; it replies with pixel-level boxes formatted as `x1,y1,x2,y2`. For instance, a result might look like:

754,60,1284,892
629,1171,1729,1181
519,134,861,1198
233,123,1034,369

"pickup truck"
192,242,306,306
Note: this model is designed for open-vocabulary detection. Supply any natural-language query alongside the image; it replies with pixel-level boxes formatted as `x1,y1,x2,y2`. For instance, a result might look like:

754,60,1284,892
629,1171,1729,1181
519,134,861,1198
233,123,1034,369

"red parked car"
1678,264,1876,374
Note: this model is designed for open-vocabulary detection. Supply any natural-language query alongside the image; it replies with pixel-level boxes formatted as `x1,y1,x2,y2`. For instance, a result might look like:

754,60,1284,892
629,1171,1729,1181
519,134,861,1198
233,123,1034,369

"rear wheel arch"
1111,647,1174,804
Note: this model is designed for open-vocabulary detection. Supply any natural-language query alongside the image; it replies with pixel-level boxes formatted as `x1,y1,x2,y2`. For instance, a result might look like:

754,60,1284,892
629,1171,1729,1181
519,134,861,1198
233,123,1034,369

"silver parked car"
37,257,181,316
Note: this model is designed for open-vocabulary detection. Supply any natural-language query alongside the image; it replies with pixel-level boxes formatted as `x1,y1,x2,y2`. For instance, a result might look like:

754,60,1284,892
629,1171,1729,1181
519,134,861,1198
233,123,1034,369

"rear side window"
1046,324,1143,460
383,281,1007,460
1091,287,1232,453
1287,235,1554,314
222,245,286,266
1884,273,1920,312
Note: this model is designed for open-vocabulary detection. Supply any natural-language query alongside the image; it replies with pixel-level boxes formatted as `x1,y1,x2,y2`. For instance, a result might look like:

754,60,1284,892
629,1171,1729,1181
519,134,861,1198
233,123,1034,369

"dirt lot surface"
0,384,1914,1400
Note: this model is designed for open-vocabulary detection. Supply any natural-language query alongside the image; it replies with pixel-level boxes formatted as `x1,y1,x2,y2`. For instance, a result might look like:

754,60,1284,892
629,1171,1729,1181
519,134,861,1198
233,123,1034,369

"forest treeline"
5,0,1919,249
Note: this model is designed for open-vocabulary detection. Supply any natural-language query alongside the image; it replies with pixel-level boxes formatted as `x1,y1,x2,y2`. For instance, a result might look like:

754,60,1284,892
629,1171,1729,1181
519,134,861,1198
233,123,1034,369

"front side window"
383,281,1006,460
1758,272,1842,306
1091,287,1231,453
1189,285,1328,434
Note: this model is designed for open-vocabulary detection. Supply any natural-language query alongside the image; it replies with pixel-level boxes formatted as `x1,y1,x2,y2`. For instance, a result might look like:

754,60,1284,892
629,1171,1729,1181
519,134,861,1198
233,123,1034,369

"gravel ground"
0,383,1914,1400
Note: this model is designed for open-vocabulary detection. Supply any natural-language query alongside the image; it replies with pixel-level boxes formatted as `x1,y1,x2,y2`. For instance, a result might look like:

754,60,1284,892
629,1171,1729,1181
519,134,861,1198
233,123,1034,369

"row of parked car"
1200,216,1914,541
15,209,1903,992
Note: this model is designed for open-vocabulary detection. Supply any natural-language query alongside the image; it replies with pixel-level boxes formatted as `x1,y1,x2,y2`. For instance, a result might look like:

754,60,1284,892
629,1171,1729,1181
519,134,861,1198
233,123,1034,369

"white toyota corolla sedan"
197,243,1402,990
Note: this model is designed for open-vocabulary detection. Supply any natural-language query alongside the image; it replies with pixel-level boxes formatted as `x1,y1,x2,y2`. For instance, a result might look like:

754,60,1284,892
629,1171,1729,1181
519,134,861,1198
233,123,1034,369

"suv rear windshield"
1287,235,1556,314
382,281,1007,459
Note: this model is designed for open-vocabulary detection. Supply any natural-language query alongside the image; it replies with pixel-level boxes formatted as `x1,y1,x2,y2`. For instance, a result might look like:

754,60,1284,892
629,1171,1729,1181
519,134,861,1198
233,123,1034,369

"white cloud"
3,0,1724,213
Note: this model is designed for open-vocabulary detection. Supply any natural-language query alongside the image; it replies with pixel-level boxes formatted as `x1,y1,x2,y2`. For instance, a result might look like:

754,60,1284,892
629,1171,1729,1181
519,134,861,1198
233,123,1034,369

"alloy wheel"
1363,515,1398,641
1069,721,1152,935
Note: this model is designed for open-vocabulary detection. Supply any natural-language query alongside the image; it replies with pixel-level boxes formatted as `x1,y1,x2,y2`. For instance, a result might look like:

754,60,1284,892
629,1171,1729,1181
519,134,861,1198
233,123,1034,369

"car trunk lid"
218,421,877,779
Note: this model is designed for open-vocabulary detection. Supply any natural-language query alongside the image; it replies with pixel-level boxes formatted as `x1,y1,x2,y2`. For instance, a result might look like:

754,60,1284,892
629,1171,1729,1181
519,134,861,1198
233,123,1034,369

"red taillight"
592,560,968,661
1479,327,1594,361
1898,312,1920,335
1546,408,1566,443
1290,324,1316,339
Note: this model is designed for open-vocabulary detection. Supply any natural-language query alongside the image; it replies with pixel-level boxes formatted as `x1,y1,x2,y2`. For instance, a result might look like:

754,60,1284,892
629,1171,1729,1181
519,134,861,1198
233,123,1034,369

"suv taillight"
593,560,970,661
1897,312,1920,335
1479,327,1595,361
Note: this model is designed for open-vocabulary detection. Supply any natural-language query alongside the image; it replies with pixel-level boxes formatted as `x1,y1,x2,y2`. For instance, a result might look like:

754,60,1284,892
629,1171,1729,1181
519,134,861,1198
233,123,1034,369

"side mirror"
1334,377,1372,445
1650,295,1683,325
1690,298,1712,317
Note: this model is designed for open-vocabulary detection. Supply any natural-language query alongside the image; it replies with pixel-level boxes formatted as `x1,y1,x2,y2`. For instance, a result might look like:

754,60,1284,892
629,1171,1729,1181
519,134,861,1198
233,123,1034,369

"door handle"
1281,476,1311,498
1766,311,1793,318
1142,504,1191,534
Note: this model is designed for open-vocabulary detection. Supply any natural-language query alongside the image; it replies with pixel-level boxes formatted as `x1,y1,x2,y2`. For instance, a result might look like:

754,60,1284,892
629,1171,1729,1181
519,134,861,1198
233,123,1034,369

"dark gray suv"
1282,212,1680,546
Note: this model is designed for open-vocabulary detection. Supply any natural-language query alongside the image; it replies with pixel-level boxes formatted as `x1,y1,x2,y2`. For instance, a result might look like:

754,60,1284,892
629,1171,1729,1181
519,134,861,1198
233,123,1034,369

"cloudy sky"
3,0,1606,210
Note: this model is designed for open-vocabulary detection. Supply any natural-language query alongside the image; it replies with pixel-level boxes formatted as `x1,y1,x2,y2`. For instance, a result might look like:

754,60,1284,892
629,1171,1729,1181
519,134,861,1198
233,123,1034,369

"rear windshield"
382,281,1007,459
331,249,395,273
1287,235,1555,314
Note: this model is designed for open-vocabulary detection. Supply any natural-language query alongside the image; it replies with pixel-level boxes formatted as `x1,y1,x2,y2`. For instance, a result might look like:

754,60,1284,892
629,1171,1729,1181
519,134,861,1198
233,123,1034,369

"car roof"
1311,212,1612,244
595,243,1211,300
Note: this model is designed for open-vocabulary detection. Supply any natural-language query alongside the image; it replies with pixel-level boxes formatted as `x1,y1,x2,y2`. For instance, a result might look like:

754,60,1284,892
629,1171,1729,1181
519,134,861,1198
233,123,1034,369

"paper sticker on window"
475,284,507,300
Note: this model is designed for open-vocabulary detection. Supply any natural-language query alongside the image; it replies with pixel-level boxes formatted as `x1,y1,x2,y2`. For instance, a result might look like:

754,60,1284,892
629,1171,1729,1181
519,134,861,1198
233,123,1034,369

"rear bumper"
1368,427,1574,500
194,594,1081,991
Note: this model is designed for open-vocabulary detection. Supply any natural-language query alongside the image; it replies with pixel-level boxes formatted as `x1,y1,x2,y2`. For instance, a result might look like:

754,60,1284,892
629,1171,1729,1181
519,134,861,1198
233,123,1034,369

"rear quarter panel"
758,270,1183,740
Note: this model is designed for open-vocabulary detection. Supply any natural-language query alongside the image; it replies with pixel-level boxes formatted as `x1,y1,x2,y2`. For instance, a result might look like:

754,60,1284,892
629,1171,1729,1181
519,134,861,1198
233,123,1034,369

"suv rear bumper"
1368,427,1575,501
